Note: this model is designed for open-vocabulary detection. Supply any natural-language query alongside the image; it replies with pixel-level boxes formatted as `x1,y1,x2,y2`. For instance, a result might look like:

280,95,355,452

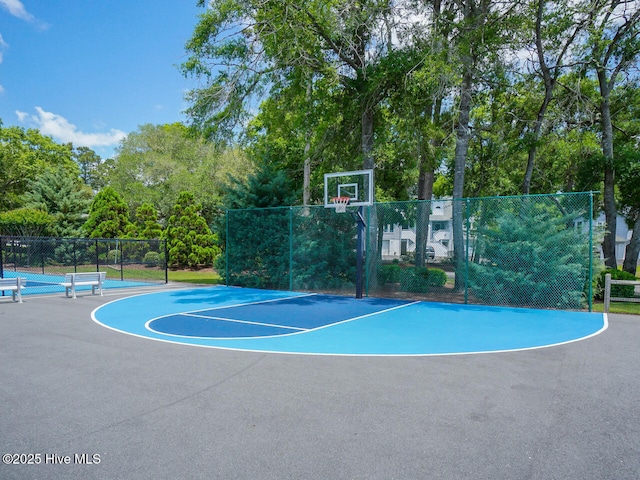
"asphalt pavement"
0,286,638,480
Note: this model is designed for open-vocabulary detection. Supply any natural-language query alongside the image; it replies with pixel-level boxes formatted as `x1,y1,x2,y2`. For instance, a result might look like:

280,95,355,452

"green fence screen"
225,192,596,310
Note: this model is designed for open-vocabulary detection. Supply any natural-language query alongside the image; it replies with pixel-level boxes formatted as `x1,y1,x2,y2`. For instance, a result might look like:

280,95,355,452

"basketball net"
331,196,351,213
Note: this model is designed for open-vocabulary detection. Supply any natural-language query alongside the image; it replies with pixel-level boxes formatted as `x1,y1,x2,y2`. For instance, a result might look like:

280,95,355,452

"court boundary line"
92,312,609,357
91,287,610,357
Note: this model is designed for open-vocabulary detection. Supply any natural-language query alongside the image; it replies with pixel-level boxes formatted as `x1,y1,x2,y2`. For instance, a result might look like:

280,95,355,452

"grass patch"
592,302,640,315
168,269,223,285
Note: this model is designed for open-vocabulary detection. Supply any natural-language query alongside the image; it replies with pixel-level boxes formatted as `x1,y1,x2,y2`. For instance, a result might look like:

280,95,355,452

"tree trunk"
523,93,552,194
362,108,374,170
415,168,435,268
452,67,473,290
302,82,312,206
598,71,618,268
622,215,640,275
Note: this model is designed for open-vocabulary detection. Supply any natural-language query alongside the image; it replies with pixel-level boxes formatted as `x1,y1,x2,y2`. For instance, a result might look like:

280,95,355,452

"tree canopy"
1,0,639,277
0,123,79,210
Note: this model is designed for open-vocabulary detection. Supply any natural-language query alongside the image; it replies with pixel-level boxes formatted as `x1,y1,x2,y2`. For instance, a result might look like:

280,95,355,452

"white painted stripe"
155,312,308,331
91,287,610,357
176,292,317,316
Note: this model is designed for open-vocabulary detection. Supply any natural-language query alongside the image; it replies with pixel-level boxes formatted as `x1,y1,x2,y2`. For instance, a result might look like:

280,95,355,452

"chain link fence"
1,236,167,295
225,192,597,311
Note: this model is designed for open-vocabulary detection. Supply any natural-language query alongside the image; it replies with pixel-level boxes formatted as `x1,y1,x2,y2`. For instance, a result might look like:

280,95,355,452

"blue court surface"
92,286,607,356
0,271,155,296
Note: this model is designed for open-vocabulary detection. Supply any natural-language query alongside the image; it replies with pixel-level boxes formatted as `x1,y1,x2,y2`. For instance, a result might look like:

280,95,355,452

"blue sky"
0,0,203,158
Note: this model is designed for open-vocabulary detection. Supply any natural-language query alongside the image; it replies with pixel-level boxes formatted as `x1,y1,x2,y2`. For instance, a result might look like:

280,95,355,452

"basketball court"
92,285,607,355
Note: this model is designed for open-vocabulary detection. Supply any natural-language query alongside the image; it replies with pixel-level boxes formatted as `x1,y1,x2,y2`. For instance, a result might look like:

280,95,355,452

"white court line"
151,312,308,332
167,292,317,317
92,288,609,356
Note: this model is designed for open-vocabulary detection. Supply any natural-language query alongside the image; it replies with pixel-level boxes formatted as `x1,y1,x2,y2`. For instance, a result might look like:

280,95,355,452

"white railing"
604,273,640,312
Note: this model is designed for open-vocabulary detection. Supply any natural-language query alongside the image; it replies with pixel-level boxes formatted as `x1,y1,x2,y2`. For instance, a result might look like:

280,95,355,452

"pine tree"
23,167,92,237
164,192,219,268
128,203,163,240
83,187,132,238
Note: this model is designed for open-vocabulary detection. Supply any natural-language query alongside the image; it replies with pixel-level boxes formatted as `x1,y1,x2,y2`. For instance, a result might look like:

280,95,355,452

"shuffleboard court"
92,286,607,356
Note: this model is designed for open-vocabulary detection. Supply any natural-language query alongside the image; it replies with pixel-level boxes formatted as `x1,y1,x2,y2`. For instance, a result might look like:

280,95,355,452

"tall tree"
521,0,589,194
83,187,132,238
613,83,640,274
22,167,92,237
108,123,253,223
164,192,220,268
183,0,433,170
582,0,640,268
128,202,163,240
619,152,640,275
0,123,78,211
449,0,523,289
73,146,105,191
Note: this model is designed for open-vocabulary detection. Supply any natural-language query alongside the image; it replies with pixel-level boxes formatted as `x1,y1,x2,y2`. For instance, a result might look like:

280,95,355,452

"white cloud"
0,34,7,63
0,0,33,22
0,0,49,29
17,107,127,148
0,0,34,22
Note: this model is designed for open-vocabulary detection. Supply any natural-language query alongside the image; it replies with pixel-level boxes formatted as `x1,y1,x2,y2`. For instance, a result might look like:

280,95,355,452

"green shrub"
399,267,447,293
143,251,163,267
467,200,590,309
596,268,637,299
427,268,448,287
378,264,402,285
107,249,120,264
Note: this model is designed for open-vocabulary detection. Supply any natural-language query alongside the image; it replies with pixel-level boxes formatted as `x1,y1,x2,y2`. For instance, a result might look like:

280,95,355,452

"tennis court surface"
93,286,606,355
0,271,156,296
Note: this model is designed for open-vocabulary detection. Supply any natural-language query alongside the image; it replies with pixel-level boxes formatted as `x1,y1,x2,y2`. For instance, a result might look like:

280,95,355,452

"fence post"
289,207,293,291
588,191,594,312
0,236,3,297
225,210,229,287
464,199,470,304
604,273,612,313
40,238,45,275
95,239,100,272
120,240,124,281
164,239,169,284
365,205,371,297
73,239,77,273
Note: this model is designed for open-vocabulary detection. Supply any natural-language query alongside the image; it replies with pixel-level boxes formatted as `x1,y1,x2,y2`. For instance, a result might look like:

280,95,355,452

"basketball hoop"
331,196,351,213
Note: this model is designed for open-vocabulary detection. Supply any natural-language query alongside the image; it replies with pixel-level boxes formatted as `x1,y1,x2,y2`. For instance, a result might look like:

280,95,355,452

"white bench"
61,272,106,299
0,277,25,303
